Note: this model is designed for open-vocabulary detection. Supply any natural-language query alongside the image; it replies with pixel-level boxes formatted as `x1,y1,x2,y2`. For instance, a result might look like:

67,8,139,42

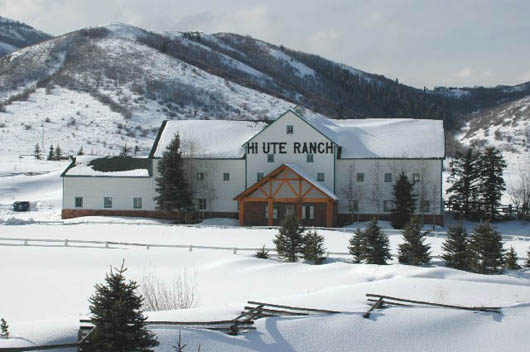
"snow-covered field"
1,153,530,351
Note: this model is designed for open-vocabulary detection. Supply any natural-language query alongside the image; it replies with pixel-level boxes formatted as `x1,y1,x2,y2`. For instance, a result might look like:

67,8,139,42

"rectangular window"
306,154,314,163
265,205,279,219
257,172,264,181
317,173,325,182
383,200,393,212
413,173,420,183
197,172,204,181
198,198,207,210
133,197,142,209
75,197,83,208
223,173,230,181
286,125,294,134
104,197,112,209
348,200,359,212
302,205,315,220
267,154,274,163
422,200,430,213
384,173,392,183
356,173,364,182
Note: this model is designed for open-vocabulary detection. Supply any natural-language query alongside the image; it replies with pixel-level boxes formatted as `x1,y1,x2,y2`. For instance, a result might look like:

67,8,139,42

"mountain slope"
0,16,52,56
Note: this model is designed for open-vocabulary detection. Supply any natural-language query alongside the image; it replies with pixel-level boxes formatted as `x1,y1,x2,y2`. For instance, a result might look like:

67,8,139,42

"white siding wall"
63,177,155,210
246,111,336,192
335,159,443,215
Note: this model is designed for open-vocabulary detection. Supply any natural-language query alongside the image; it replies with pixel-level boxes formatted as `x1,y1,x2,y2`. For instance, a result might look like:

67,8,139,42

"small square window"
75,197,83,208
306,154,314,163
384,173,392,183
422,200,430,213
317,173,325,182
383,200,393,212
198,198,207,210
223,173,230,181
265,205,279,219
133,197,142,209
349,200,359,212
413,173,420,183
356,173,364,182
104,197,112,209
286,125,294,134
267,154,274,163
197,172,204,181
257,172,264,181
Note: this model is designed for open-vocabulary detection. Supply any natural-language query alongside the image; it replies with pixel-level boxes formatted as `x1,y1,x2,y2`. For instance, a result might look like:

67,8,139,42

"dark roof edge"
148,120,168,159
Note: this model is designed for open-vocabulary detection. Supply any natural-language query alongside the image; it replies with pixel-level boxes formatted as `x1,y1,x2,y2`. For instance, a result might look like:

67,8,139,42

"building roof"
284,163,338,200
61,156,152,177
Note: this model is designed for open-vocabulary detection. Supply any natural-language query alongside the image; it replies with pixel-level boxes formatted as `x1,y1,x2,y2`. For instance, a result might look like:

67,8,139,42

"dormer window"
286,125,294,134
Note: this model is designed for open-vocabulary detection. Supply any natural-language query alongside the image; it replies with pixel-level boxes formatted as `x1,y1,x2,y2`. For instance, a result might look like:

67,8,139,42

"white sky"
1,0,529,89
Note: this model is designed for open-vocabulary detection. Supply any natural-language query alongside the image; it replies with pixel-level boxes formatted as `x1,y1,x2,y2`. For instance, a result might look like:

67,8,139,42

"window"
75,197,83,208
317,173,325,182
257,172,264,181
104,197,112,209
348,200,359,212
197,172,204,181
265,205,279,219
306,154,314,163
223,173,230,181
302,205,315,220
267,154,274,163
384,173,392,183
412,173,420,183
133,197,142,209
422,200,430,213
198,198,207,210
356,173,364,182
286,125,294,134
383,200,393,212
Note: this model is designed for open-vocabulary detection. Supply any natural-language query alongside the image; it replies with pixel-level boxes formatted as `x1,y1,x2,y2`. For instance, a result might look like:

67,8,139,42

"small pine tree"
79,262,159,352
526,247,530,268
391,172,417,229
348,228,364,263
134,145,140,156
302,229,326,264
469,222,505,274
0,318,8,338
273,214,304,262
256,245,269,259
54,145,63,160
362,218,392,265
398,217,431,265
77,147,85,156
33,143,42,160
504,246,521,270
47,144,54,160
120,144,130,157
442,223,471,271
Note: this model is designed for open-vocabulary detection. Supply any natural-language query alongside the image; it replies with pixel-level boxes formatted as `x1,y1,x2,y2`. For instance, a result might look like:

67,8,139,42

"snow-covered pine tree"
348,228,364,263
504,246,521,270
391,172,417,229
154,134,193,221
273,214,304,262
0,318,8,338
362,218,392,264
47,144,54,160
477,147,507,221
302,229,326,264
54,145,63,160
77,147,84,156
79,262,159,352
33,143,41,160
469,222,505,274
398,217,431,265
442,223,471,271
525,247,530,268
446,148,480,219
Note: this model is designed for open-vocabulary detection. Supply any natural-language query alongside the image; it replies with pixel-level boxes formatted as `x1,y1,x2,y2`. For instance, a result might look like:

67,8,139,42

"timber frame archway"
234,164,337,227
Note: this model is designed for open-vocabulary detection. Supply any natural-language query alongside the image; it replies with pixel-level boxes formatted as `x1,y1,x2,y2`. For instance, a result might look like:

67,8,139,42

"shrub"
256,245,269,259
302,229,326,264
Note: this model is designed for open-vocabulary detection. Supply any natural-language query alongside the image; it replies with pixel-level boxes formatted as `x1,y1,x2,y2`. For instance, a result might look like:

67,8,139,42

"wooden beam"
301,184,316,198
326,200,333,227
285,180,299,197
239,200,244,226
268,198,273,226
272,182,285,197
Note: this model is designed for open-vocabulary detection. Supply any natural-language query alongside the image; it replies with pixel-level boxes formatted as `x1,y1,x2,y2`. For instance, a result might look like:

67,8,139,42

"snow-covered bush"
138,270,199,311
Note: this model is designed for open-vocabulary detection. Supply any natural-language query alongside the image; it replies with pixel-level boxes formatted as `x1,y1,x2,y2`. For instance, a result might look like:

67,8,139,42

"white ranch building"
62,108,445,226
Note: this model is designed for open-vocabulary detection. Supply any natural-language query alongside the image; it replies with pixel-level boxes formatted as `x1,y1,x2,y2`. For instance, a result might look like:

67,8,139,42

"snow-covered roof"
62,156,151,177
284,163,338,200
151,120,268,159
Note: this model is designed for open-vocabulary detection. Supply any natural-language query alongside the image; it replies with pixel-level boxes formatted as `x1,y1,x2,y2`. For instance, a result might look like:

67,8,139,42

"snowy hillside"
0,16,51,56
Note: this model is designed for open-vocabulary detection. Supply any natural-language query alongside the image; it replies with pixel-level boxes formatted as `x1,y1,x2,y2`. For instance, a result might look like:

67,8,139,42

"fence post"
189,245,193,252
233,248,237,255
64,239,69,247
105,242,109,248
24,239,28,246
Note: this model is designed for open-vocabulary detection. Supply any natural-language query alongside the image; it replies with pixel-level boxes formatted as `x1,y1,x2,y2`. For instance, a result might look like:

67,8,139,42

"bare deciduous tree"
341,162,364,223
368,161,383,218
508,158,530,221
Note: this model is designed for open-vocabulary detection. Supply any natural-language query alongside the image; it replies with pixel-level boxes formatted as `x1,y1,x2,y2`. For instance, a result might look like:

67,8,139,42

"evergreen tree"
446,148,480,219
120,144,130,157
469,222,505,274
504,246,521,270
391,172,417,229
77,147,85,156
79,263,159,352
302,229,326,264
477,147,507,221
33,143,42,160
0,318,8,338
441,223,471,271
54,145,63,160
398,217,431,265
47,144,54,160
134,145,140,156
362,218,392,264
154,134,193,220
348,228,364,263
525,246,530,268
255,245,269,259
273,214,304,262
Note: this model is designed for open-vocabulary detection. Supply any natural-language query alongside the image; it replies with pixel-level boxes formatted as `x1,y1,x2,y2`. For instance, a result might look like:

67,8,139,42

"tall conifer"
391,172,416,229
362,218,392,264
477,147,506,221
273,215,304,262
442,223,471,271
348,228,364,263
469,222,504,274
398,217,431,265
446,148,480,219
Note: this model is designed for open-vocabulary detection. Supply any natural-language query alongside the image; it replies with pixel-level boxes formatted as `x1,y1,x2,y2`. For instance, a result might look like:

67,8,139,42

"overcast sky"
1,0,529,88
